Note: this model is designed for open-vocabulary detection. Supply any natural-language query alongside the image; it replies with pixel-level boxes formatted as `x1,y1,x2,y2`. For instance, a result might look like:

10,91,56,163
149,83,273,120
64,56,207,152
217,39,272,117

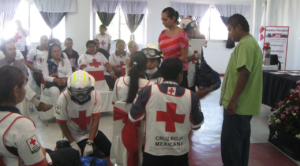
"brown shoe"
36,102,53,112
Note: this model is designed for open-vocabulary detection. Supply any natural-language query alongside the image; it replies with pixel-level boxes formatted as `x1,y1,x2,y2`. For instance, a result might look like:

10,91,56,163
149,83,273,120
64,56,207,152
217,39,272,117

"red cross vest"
0,112,26,165
144,84,192,156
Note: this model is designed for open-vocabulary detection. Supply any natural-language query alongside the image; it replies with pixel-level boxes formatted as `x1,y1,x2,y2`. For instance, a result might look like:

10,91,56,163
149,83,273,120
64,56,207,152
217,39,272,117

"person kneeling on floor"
55,70,112,158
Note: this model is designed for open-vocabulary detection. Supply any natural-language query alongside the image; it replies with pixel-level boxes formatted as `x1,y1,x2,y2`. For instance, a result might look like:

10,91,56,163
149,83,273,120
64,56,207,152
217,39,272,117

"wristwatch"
86,140,94,145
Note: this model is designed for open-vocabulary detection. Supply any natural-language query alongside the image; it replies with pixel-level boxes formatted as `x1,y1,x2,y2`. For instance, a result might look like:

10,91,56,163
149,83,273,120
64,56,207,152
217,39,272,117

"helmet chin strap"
70,95,91,105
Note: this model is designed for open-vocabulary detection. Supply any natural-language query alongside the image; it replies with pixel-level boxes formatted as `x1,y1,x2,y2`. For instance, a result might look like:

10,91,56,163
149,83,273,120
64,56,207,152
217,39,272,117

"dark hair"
226,14,250,32
126,51,148,104
48,38,61,46
0,65,25,105
40,35,48,41
116,39,125,47
161,58,183,80
48,43,63,60
64,38,73,44
0,40,14,52
162,7,179,25
99,24,107,30
86,40,97,48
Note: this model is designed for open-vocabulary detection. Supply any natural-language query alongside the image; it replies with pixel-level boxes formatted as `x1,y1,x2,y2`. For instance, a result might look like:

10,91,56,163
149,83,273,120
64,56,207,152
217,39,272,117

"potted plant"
268,80,300,160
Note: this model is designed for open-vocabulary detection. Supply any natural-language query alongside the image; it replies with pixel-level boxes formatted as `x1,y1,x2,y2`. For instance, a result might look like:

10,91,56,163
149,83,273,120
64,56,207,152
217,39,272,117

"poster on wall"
263,26,289,70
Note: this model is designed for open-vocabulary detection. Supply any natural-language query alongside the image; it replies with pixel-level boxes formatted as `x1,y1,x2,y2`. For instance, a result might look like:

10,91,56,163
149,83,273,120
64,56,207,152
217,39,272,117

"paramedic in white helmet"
141,43,164,84
55,70,111,158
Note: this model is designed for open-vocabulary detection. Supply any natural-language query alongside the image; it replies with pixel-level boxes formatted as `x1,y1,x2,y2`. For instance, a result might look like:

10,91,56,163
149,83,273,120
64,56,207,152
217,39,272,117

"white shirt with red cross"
55,90,102,142
14,29,27,51
94,33,111,51
109,52,130,70
27,48,48,70
112,76,154,103
0,112,45,166
129,84,203,156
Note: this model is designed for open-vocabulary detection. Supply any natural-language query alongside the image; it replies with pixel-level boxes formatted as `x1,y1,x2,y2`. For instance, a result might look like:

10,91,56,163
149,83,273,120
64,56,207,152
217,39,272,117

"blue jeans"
221,109,253,166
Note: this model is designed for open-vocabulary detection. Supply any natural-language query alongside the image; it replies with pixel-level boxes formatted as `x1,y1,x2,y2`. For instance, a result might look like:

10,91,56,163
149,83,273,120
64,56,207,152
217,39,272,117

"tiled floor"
28,83,300,165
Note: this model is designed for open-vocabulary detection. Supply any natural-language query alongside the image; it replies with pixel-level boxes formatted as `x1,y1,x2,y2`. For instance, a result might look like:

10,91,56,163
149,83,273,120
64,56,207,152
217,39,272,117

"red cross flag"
26,135,41,154
167,87,176,95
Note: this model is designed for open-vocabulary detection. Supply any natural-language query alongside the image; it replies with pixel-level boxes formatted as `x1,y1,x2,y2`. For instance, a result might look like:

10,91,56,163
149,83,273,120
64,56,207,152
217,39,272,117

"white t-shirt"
27,48,48,70
112,76,154,103
0,111,45,166
0,50,24,61
187,46,197,87
94,33,112,51
14,29,28,51
78,52,110,76
109,52,130,69
56,90,102,142
41,58,72,82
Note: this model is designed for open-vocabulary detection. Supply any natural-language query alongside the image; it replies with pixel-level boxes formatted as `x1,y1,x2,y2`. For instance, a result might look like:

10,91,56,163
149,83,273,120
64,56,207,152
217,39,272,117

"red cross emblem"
156,102,185,132
89,59,102,68
182,23,185,28
56,106,59,110
13,33,22,42
30,138,36,145
71,110,91,130
168,87,176,95
39,58,43,63
100,40,106,46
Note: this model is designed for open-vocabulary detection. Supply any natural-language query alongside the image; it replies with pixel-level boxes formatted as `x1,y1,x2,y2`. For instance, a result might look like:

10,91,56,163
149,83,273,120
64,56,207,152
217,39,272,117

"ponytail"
126,51,147,104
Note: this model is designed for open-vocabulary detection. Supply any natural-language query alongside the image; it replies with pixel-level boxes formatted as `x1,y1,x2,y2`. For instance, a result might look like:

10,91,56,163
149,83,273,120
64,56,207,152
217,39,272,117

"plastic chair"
270,54,281,70
110,101,144,166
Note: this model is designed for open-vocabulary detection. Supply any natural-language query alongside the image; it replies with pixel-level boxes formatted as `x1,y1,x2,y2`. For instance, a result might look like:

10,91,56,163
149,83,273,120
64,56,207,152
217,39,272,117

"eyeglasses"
142,49,160,57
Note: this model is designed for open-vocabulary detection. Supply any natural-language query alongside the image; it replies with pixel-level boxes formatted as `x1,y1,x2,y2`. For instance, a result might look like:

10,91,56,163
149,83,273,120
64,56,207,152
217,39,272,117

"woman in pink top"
158,7,189,88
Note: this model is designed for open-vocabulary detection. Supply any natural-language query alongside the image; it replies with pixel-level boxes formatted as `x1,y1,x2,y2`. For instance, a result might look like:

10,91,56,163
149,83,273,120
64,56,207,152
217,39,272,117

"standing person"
0,40,53,113
56,70,112,159
129,58,207,166
94,39,110,60
126,40,139,70
41,43,72,109
62,38,79,72
180,18,202,91
220,14,263,166
158,7,189,88
109,40,130,78
141,43,164,84
94,24,111,53
26,35,49,87
112,51,153,104
0,65,48,166
14,20,29,59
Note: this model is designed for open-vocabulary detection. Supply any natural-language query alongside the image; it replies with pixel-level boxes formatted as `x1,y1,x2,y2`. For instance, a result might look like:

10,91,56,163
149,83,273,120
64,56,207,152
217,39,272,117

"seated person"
141,43,164,84
129,58,208,166
112,51,154,104
109,40,130,78
94,39,110,60
0,40,52,112
0,38,25,64
56,70,112,158
41,43,72,108
78,40,117,92
126,40,139,70
26,35,49,87
0,65,49,166
62,38,79,72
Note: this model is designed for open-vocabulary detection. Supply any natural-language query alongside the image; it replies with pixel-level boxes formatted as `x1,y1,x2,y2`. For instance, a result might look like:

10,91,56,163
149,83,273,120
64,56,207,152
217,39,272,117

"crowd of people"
0,6,262,166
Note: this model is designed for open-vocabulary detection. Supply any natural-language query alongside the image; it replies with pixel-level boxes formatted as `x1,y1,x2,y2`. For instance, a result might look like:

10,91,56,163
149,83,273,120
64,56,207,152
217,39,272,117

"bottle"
263,43,271,65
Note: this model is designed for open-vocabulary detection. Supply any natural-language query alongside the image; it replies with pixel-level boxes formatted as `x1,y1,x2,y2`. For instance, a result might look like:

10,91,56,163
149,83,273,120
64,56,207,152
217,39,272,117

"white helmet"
141,43,163,59
67,70,95,100
180,18,197,30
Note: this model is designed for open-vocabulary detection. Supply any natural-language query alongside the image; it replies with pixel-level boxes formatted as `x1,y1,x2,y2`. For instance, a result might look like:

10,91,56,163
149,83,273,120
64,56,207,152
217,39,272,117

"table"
262,65,279,70
262,71,300,107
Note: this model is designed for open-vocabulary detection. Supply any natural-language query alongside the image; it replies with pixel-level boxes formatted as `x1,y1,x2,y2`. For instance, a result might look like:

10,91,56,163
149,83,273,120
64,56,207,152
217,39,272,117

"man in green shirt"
220,14,262,166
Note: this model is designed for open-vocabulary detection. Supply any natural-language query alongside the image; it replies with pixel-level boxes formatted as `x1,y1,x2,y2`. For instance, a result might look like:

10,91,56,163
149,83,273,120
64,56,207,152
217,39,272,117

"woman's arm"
179,46,188,62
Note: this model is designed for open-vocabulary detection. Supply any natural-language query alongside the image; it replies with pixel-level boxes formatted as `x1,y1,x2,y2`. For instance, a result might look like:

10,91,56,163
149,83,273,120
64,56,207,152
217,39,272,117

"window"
94,8,147,46
198,6,228,40
1,1,65,44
